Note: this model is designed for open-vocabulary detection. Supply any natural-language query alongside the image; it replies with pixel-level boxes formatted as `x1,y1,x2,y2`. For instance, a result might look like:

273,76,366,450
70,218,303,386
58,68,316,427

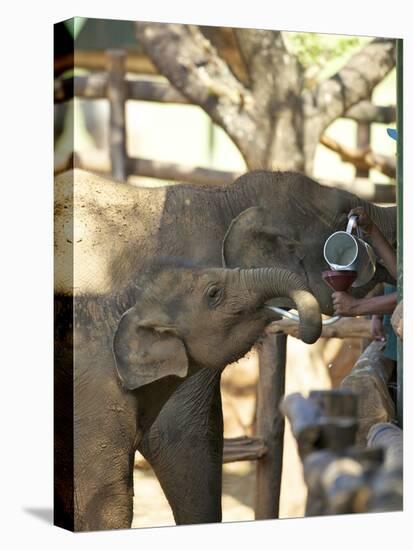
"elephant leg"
70,363,138,531
138,367,224,525
73,442,136,531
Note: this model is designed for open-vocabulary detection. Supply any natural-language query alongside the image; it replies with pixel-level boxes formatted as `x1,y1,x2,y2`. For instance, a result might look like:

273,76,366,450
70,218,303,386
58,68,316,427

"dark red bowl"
322,270,357,291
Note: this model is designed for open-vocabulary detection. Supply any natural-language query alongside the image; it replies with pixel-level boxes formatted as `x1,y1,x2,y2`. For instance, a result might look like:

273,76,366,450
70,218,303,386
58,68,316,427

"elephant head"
222,206,394,316
113,261,322,390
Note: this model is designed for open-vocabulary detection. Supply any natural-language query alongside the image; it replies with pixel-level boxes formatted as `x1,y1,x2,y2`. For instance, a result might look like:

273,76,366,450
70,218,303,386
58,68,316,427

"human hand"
371,315,386,342
332,291,359,316
348,207,375,236
395,318,403,340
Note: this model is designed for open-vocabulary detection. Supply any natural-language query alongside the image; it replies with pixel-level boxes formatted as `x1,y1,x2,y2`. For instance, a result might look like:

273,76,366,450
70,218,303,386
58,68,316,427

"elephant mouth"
255,302,285,323
264,297,295,309
257,297,295,321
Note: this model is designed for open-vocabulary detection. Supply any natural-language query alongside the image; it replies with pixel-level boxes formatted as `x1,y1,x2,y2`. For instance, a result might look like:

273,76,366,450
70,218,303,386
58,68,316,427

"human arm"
348,207,397,279
369,226,397,280
370,315,386,341
332,291,397,317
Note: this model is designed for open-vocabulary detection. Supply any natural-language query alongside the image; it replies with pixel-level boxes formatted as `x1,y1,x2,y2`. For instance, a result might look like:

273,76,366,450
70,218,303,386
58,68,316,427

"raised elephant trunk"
240,267,322,344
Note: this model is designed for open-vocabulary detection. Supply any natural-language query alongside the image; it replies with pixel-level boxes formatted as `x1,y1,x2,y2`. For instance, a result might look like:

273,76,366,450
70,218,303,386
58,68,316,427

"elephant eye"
206,285,223,307
208,286,220,298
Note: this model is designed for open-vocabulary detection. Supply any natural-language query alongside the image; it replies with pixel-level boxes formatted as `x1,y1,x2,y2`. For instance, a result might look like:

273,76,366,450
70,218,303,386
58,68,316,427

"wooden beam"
367,422,403,471
280,393,322,458
127,78,188,104
340,341,396,445
106,50,128,181
223,436,267,463
56,150,396,203
266,317,373,339
281,391,358,459
366,422,403,512
55,75,397,135
56,148,240,186
254,333,287,520
309,389,358,418
54,74,189,104
55,149,395,203
75,49,158,75
129,157,239,186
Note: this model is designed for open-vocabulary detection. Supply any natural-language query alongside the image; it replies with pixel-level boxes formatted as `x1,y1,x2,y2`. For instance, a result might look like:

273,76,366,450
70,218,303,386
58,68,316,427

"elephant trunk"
241,267,322,344
354,200,397,245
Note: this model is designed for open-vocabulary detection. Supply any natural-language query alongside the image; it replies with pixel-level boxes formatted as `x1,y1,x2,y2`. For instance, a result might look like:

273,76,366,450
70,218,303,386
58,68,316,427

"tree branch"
199,26,249,84
309,38,396,132
320,134,396,178
234,29,303,133
234,29,302,98
134,22,261,161
234,28,305,169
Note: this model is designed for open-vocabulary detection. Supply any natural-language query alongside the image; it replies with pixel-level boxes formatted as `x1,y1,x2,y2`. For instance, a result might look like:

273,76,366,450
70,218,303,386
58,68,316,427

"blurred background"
54,18,397,527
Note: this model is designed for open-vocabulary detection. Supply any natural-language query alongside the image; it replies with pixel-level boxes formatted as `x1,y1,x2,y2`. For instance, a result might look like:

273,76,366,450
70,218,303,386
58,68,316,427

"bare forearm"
371,226,397,279
349,292,397,316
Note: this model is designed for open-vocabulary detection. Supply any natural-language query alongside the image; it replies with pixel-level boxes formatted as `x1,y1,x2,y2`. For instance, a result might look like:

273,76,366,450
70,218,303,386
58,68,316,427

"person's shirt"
382,284,397,361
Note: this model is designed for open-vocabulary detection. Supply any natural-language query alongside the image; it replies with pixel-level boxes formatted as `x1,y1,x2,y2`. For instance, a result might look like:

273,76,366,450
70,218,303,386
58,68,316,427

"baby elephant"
57,259,321,531
113,261,322,390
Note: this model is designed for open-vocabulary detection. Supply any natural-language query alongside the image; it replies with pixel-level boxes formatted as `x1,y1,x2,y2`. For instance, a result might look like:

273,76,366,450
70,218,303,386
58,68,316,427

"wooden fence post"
107,49,128,181
254,333,287,519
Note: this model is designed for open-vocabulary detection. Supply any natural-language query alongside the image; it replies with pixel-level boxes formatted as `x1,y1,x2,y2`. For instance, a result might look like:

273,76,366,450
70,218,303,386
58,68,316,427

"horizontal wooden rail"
75,49,157,75
54,75,396,126
54,148,396,202
135,436,267,467
55,74,188,104
266,317,373,339
223,436,268,463
128,157,239,186
55,148,240,186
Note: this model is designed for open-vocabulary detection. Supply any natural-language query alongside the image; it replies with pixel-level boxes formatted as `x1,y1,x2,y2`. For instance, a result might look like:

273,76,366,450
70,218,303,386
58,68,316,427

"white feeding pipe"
266,306,341,326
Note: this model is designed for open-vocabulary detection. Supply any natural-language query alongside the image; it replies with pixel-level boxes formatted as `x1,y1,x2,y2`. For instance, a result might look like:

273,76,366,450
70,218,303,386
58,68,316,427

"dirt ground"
132,335,362,528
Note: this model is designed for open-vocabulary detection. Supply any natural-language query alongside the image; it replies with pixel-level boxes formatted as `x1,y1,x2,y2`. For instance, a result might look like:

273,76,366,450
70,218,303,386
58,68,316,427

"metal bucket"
323,216,376,288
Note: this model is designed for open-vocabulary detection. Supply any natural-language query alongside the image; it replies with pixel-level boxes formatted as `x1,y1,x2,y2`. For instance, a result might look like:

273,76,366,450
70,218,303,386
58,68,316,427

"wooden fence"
54,48,396,520
54,48,396,202
281,347,402,515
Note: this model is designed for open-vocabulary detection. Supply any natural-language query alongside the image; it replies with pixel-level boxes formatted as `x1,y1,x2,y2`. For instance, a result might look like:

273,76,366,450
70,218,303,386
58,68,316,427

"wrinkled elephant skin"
55,169,396,530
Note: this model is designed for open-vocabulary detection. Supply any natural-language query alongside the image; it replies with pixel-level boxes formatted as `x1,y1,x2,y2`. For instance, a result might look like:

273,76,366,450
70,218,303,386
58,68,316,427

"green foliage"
284,32,371,85
288,33,361,67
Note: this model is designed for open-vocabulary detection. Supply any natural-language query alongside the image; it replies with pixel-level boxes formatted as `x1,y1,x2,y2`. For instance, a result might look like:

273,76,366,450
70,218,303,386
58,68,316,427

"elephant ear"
222,206,306,269
113,306,189,391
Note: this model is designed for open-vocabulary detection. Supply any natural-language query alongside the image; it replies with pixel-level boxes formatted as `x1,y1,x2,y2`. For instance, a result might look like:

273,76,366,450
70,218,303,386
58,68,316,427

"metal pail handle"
346,215,361,238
